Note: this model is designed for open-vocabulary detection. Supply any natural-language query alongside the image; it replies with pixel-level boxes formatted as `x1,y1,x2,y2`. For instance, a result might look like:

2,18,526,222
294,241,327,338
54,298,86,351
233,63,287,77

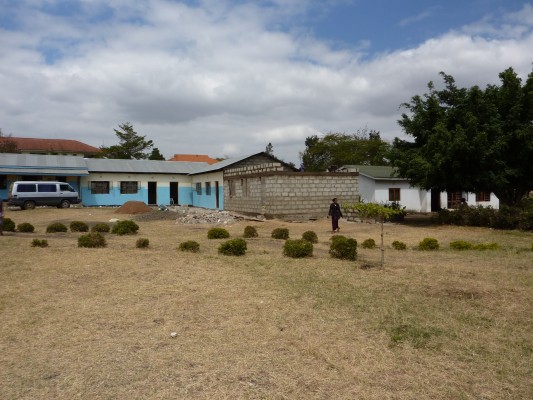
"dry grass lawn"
1,206,532,399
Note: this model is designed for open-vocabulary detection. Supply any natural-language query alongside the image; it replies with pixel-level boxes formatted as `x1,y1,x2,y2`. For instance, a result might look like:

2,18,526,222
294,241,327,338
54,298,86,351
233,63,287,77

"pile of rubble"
174,206,260,225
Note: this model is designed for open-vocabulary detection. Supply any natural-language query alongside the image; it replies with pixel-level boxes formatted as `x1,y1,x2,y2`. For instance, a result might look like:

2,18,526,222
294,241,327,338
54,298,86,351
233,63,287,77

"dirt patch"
114,201,152,215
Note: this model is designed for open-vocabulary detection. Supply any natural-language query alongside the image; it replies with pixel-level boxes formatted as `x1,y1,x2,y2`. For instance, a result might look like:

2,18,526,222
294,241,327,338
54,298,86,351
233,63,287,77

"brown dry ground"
0,206,532,399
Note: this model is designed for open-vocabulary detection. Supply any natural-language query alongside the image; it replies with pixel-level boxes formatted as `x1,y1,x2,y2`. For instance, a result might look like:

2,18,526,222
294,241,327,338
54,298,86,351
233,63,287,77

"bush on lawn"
329,235,357,261
179,241,200,253
392,240,407,250
283,239,313,258
271,228,289,240
3,217,16,232
46,222,68,233
419,238,439,250
207,227,230,239
31,239,48,248
17,222,35,233
136,238,150,248
91,223,110,233
111,220,139,235
78,232,107,248
243,226,258,238
218,238,247,256
361,238,376,249
301,230,318,243
70,221,89,232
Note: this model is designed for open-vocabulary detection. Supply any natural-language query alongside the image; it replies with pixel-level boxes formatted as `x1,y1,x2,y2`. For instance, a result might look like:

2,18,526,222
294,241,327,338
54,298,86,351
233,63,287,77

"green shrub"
207,227,230,239
271,228,289,240
91,223,110,233
361,238,376,249
218,238,247,256
78,232,107,248
136,238,150,248
301,230,318,243
283,239,313,258
31,239,48,248
419,237,439,250
473,243,499,250
179,240,200,253
46,222,68,233
329,236,357,260
17,222,35,233
392,240,407,250
3,217,16,232
111,220,139,235
450,240,473,250
243,226,258,238
70,221,89,232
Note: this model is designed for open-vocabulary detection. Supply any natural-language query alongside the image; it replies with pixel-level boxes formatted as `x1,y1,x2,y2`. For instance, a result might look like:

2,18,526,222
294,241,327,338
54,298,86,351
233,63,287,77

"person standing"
328,197,343,233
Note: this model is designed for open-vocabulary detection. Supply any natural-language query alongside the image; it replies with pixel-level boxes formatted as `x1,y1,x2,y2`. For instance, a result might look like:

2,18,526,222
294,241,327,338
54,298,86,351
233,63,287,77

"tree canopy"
0,128,19,153
390,67,533,207
100,123,154,159
300,129,391,172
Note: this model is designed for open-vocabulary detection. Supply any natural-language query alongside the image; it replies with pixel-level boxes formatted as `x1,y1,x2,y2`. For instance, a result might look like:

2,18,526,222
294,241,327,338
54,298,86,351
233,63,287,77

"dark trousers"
331,216,340,231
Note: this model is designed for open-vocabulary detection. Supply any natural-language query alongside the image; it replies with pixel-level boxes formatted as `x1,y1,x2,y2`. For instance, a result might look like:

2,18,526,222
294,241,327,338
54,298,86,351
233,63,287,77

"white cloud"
0,1,532,164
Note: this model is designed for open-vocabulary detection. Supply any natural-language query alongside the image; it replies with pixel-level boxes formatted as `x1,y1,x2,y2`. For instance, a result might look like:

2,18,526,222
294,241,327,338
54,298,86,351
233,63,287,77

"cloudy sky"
1,0,532,164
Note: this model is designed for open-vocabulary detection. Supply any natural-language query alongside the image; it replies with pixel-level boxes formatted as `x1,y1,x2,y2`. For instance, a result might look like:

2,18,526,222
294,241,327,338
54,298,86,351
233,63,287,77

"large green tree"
390,67,533,207
100,123,154,159
300,129,391,172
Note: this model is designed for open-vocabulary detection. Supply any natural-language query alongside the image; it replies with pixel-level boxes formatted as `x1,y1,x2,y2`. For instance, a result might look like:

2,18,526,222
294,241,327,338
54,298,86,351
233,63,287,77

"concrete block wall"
223,154,294,178
224,172,360,220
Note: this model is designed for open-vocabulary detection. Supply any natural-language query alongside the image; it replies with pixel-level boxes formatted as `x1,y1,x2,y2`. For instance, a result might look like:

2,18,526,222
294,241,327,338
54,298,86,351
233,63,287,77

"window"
0,175,6,190
38,184,57,193
91,181,110,194
388,188,400,201
120,181,138,194
447,192,462,209
229,180,236,197
17,184,36,192
196,182,202,195
205,182,211,195
60,184,75,192
476,192,490,202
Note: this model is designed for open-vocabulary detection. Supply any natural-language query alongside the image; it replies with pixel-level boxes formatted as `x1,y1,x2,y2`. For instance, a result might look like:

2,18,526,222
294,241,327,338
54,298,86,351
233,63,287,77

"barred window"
91,181,110,194
205,182,211,195
120,181,138,194
196,182,202,195
476,192,490,202
388,188,400,201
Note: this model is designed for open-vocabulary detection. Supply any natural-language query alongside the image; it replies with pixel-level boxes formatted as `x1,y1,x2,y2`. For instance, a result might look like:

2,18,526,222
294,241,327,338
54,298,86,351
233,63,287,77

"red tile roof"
2,137,101,155
168,154,219,164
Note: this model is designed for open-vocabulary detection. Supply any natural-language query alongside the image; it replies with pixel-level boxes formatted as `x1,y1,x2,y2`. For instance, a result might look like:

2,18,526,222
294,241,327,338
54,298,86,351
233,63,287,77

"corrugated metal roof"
0,153,89,175
189,152,298,175
341,165,402,180
4,137,100,154
85,158,208,174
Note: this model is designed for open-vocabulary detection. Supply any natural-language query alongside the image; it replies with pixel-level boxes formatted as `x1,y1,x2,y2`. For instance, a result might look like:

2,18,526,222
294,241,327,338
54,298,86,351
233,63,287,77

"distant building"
168,154,219,164
0,137,100,157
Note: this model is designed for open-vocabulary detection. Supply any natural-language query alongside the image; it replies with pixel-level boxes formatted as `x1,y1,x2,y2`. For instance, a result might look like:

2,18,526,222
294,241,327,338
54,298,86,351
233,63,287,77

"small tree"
345,202,405,267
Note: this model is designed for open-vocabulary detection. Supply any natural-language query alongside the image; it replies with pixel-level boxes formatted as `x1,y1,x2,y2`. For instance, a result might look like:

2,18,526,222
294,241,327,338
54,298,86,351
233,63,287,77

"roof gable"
3,137,100,154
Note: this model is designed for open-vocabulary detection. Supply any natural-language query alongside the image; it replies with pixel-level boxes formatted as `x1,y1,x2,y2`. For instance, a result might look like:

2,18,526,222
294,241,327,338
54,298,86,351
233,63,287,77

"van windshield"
59,184,75,192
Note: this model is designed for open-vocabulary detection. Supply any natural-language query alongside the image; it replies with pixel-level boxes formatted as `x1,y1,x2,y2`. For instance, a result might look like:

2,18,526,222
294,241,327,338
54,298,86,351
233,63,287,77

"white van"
8,181,81,210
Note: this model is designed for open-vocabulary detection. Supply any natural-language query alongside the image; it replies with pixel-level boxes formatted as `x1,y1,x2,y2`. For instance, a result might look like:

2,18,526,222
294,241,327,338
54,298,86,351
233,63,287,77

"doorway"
148,181,157,205
170,182,178,205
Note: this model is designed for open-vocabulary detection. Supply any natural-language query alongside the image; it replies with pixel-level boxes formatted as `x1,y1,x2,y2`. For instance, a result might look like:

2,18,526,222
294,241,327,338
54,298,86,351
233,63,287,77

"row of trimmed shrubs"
3,218,139,235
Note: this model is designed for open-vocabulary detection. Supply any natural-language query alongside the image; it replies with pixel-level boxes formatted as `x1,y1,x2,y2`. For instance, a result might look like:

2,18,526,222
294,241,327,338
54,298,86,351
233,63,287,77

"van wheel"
60,199,71,209
23,200,36,210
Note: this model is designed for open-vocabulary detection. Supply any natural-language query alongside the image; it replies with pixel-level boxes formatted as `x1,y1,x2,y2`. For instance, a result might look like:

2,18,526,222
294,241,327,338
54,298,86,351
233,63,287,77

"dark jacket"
328,202,343,218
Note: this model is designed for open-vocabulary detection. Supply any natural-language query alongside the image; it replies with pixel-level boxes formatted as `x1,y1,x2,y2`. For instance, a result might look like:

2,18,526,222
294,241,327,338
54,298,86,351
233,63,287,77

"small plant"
179,240,200,253
78,232,107,248
136,238,150,248
301,230,318,243
17,222,35,233
46,222,68,233
283,239,313,258
218,238,247,256
70,221,89,232
207,227,230,239
111,220,139,235
391,240,407,250
3,217,16,232
91,223,110,233
450,240,473,250
271,228,289,240
419,237,439,250
243,226,258,238
329,235,357,260
31,239,48,248
473,243,499,250
361,238,376,249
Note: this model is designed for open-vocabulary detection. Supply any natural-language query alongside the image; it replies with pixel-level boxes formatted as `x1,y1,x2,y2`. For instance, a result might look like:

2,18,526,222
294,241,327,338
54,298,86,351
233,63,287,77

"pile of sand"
115,201,152,215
